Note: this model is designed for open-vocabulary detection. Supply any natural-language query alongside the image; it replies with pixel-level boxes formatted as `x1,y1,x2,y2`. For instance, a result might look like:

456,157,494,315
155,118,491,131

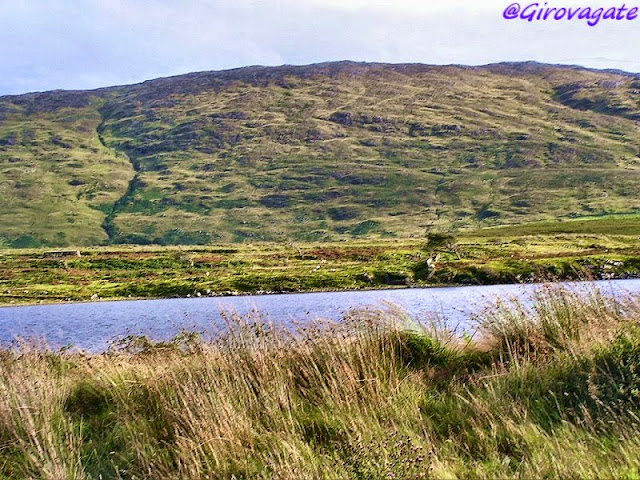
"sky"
1,0,639,95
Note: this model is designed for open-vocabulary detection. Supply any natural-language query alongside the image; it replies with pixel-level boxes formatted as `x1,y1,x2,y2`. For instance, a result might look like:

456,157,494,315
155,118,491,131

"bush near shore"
2,285,640,479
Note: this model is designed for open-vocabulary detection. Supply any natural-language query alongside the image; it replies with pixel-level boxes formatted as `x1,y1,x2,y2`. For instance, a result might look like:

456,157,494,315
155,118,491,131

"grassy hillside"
1,61,640,247
0,99,133,246
2,286,640,478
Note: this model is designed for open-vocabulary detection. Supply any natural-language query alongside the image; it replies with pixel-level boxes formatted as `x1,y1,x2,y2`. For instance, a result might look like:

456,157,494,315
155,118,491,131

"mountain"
1,61,639,247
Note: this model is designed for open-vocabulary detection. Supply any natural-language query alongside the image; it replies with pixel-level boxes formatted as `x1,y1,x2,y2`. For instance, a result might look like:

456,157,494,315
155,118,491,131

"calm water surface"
1,279,639,351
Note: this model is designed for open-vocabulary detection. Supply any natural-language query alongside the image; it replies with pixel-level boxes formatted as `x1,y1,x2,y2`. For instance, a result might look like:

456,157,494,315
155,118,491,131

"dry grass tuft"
1,284,640,478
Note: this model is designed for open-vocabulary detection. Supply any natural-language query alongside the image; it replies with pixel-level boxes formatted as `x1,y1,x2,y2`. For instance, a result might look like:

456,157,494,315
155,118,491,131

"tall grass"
1,284,640,479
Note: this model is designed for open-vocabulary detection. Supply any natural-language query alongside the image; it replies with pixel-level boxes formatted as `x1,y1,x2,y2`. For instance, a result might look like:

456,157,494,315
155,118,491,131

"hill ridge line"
1,60,639,100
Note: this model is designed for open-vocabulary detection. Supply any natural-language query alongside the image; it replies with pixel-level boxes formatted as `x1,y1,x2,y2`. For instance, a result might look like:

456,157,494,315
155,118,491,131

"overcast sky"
1,0,639,95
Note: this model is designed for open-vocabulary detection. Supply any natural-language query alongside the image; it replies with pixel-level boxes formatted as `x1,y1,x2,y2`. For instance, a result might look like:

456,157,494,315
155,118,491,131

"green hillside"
1,61,639,247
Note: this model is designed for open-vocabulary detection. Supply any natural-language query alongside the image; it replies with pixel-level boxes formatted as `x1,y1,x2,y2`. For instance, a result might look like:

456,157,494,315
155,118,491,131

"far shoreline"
3,275,640,309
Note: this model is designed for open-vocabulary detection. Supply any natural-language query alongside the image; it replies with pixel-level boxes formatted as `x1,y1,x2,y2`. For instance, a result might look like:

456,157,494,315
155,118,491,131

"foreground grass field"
1,285,640,479
1,218,639,305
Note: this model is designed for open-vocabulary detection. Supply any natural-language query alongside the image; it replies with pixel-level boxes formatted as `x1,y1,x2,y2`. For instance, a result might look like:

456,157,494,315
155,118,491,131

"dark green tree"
424,232,461,260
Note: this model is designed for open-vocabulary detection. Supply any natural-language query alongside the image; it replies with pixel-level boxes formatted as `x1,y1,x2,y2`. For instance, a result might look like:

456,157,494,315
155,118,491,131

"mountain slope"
1,61,639,247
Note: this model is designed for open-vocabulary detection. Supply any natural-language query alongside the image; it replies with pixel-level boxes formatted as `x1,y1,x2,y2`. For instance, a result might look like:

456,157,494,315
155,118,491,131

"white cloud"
287,0,509,13
0,0,638,95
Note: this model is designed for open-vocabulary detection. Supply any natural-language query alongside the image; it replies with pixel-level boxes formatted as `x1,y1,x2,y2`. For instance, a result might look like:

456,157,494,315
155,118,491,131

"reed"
1,284,640,479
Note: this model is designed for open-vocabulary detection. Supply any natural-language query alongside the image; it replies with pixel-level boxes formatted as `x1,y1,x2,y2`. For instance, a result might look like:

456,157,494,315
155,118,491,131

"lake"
1,279,639,351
